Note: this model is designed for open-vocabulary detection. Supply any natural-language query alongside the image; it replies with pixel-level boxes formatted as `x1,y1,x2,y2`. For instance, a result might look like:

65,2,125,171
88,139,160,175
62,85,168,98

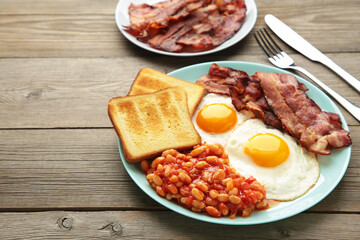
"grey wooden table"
0,0,359,239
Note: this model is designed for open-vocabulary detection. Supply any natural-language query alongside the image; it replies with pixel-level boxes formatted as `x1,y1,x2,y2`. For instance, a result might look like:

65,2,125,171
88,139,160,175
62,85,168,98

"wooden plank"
0,127,359,211
0,0,359,57
0,211,359,239
0,54,359,129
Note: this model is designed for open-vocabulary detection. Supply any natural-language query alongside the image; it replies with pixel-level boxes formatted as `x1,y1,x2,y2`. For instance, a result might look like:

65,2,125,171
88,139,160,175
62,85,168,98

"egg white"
192,93,254,144
225,119,320,201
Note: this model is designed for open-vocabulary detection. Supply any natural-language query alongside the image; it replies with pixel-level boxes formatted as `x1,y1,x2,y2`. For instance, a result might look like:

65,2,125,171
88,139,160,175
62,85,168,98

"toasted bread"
108,87,202,163
128,68,204,116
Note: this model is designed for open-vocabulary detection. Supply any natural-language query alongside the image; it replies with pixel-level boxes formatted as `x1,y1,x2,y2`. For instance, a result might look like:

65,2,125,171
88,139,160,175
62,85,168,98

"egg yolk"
196,103,237,133
244,133,289,167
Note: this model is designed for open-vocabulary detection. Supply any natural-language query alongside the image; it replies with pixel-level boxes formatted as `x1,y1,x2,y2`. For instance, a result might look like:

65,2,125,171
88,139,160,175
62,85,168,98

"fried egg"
192,93,254,144
225,119,320,201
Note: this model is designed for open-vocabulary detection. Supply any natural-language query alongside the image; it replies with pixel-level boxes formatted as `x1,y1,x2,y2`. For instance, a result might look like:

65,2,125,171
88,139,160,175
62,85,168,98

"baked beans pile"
141,143,268,219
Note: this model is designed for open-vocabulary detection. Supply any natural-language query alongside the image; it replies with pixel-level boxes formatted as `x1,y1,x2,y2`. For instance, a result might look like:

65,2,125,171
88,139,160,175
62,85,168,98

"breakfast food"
109,64,351,219
225,119,320,201
253,72,352,155
128,68,205,116
108,87,201,163
192,93,253,144
142,143,268,219
196,63,352,154
124,0,247,53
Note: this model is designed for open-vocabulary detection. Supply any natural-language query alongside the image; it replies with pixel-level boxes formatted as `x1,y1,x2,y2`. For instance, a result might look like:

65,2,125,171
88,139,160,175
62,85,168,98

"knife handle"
291,65,360,122
319,57,360,94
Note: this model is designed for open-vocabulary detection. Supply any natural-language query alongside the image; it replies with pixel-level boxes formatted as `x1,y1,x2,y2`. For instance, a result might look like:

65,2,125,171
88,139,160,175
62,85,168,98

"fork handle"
290,65,360,122
319,57,360,94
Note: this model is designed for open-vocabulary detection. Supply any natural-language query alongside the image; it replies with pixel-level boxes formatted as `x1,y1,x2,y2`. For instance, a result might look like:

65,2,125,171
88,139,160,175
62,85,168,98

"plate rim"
114,0,258,57
118,61,352,225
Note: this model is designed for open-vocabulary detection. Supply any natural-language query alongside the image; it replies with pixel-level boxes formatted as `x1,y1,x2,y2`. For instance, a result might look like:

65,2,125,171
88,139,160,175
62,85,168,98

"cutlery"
254,28,360,122
265,14,360,94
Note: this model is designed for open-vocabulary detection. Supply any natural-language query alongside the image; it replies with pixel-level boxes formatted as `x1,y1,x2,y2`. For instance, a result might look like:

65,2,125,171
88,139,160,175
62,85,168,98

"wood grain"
0,127,359,211
0,54,359,129
0,0,359,57
0,0,359,238
1,211,360,239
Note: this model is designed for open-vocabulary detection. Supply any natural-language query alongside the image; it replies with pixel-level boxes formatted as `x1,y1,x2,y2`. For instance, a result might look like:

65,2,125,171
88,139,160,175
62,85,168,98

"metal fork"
255,28,360,122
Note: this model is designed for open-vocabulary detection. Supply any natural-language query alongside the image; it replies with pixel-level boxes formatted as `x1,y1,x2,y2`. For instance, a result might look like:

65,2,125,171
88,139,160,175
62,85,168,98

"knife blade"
265,14,360,93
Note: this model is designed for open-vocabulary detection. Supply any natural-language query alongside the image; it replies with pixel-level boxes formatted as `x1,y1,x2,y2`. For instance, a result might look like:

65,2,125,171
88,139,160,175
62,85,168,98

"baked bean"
228,187,239,195
153,174,163,186
151,157,165,168
146,173,154,182
256,200,268,209
213,169,225,181
175,181,183,188
242,208,251,217
165,193,172,200
169,175,179,183
190,146,207,157
191,187,204,201
141,160,150,173
219,203,229,216
165,154,176,164
205,197,218,206
201,171,210,183
183,161,193,168
164,166,171,177
195,161,208,169
192,200,205,209
196,181,208,192
205,206,221,218
156,186,165,197
191,207,202,213
180,197,188,204
167,183,178,194
157,164,164,172
220,158,229,164
222,178,232,186
172,194,182,199
226,180,234,192
217,193,229,202
177,153,186,160
179,172,191,184
162,149,177,157
206,144,223,156
229,195,241,204
180,186,190,196
205,156,219,164
209,190,218,199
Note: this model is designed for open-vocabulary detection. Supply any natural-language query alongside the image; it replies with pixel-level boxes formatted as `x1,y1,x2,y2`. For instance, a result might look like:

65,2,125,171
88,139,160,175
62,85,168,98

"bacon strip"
196,64,352,154
125,0,247,53
254,72,352,155
196,63,283,130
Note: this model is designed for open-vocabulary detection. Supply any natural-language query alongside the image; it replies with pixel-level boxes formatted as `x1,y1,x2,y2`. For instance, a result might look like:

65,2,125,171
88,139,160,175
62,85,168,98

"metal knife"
265,14,360,93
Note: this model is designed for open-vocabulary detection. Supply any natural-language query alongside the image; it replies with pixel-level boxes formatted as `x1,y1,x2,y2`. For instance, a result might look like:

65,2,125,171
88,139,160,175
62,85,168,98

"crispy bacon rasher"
124,0,247,53
196,63,352,155
254,72,352,155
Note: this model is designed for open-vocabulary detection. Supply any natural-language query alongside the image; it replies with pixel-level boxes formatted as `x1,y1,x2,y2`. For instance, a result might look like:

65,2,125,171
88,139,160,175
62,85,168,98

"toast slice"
128,68,204,116
108,87,202,163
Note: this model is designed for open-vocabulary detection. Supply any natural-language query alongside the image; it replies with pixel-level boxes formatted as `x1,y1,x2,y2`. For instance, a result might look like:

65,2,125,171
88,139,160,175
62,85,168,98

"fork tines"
254,28,283,58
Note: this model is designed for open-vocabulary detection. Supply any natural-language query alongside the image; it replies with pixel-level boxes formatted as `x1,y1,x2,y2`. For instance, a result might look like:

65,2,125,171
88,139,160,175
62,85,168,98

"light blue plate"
118,61,351,225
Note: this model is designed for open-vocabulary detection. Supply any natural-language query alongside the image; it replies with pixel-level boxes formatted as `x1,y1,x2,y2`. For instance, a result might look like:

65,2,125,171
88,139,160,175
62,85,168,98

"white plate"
115,0,257,56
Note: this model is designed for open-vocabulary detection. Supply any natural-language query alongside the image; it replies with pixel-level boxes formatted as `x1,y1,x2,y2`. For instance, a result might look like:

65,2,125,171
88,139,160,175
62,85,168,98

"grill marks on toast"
108,87,201,163
128,68,205,116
